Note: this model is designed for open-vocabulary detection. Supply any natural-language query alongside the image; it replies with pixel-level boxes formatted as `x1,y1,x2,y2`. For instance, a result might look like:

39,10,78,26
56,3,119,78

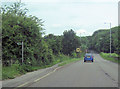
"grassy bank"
2,54,83,80
100,52,119,63
58,57,83,66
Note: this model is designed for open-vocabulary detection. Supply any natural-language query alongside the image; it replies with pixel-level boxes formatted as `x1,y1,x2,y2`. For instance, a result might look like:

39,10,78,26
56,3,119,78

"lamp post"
104,22,111,56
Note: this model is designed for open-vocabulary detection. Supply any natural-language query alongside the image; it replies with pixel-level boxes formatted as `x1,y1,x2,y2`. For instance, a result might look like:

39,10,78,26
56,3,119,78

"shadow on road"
84,61,94,63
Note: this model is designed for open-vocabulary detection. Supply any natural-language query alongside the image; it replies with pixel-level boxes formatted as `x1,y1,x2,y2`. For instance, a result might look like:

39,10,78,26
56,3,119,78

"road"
2,53,118,88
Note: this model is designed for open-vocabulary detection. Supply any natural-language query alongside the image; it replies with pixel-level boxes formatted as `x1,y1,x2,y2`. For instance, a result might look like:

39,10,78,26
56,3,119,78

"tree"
87,27,119,54
62,29,80,55
44,34,62,55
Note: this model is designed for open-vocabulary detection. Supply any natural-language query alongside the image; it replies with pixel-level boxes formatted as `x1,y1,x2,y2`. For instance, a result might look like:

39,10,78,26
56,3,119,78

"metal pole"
104,22,112,56
110,23,111,56
22,41,24,64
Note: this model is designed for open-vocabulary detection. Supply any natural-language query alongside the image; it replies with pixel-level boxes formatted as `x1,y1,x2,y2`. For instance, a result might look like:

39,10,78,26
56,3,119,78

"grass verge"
58,57,83,66
2,54,79,80
100,52,119,63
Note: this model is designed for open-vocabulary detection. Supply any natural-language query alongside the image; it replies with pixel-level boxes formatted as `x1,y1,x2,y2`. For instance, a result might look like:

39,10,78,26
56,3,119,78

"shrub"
71,51,77,58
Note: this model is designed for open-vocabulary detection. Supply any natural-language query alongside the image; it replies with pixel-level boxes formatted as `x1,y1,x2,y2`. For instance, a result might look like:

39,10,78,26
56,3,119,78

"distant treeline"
87,26,120,54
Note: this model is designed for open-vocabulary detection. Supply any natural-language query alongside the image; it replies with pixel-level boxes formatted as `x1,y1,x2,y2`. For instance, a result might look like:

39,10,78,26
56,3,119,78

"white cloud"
2,0,61,3
23,0,60,3
1,0,17,2
77,0,119,3
52,24,61,27
75,29,86,36
2,0,118,36
87,0,118,2
75,29,86,34
2,0,118,3
75,29,93,36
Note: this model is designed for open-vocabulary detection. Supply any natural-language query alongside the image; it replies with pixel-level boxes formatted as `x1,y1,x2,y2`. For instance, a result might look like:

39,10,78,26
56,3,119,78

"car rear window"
85,54,92,57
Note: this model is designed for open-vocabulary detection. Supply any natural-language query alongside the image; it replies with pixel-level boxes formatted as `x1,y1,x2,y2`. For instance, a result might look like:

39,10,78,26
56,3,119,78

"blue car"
84,53,94,62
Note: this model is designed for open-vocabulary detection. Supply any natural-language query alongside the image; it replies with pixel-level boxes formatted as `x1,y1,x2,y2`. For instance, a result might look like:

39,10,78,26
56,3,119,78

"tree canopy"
62,29,80,55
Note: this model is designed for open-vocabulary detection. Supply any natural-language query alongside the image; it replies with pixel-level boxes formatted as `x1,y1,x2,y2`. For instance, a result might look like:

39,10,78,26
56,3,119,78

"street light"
104,22,112,56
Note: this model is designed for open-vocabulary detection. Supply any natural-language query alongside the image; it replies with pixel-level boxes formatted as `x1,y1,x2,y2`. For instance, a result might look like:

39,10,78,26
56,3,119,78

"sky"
2,0,119,36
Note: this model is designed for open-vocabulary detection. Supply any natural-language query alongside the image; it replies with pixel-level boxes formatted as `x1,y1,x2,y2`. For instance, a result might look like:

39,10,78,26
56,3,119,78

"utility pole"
110,23,111,56
104,22,112,56
22,41,24,64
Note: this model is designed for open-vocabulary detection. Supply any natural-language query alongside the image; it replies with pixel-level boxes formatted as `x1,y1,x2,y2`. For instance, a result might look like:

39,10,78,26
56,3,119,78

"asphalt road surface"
2,53,118,87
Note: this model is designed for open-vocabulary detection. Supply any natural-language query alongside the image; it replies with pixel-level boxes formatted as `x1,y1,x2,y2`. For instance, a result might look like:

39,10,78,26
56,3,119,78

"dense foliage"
44,34,62,55
2,3,54,66
62,29,81,55
87,26,119,54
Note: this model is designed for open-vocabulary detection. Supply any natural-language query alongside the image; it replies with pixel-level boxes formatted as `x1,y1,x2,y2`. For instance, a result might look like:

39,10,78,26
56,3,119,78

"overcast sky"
2,0,119,36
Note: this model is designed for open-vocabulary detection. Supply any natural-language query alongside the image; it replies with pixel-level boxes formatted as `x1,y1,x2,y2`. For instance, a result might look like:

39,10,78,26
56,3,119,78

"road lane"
2,53,118,87
28,53,118,87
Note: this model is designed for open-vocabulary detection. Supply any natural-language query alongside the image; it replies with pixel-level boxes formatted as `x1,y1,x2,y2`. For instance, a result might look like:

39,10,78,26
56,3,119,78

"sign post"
22,41,24,64
76,48,82,58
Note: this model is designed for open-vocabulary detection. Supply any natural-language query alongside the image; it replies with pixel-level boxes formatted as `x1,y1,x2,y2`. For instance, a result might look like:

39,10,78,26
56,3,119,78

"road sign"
76,48,81,52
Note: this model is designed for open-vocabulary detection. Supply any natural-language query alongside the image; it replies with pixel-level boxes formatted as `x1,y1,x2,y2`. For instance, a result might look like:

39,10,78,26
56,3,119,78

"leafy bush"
2,64,20,79
100,52,118,57
71,51,77,58
100,52,119,63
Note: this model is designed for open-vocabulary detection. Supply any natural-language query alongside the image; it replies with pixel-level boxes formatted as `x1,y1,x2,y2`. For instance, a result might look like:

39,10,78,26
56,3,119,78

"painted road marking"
34,67,61,82
16,67,61,88
34,71,53,82
17,82,29,87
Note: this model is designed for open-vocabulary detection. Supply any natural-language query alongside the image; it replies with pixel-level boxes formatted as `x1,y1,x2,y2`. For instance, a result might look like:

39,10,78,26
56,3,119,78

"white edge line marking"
17,82,29,87
16,67,61,88
34,67,61,82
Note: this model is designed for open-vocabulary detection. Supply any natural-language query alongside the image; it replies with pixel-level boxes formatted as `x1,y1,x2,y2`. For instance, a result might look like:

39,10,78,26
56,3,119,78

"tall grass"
100,52,119,63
